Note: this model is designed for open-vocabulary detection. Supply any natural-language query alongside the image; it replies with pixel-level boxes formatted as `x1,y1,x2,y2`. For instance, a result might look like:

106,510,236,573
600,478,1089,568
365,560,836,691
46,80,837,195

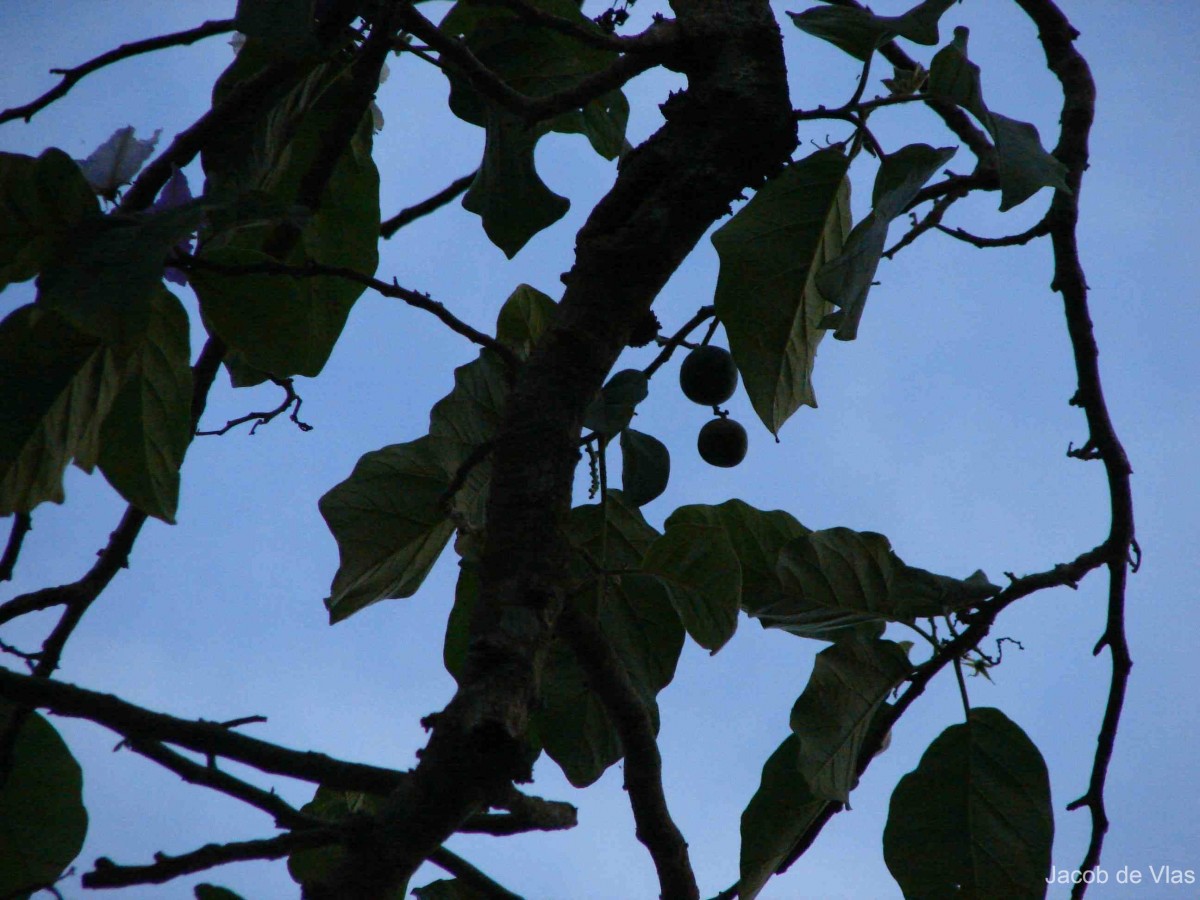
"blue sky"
1,1,1198,897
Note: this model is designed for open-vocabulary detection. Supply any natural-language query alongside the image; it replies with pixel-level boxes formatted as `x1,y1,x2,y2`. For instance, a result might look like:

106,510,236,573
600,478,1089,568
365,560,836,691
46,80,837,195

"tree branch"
933,218,1050,249
0,667,406,795
124,738,321,830
81,829,338,889
429,848,525,900
178,253,520,371
381,171,477,238
475,0,672,53
558,600,698,900
0,19,237,126
0,514,31,584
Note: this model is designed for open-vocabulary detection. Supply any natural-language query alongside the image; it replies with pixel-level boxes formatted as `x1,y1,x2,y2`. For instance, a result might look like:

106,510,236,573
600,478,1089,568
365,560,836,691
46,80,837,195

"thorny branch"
0,19,237,126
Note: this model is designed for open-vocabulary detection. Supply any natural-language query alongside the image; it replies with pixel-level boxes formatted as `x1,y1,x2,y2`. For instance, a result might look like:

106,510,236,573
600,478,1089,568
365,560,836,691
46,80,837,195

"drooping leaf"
754,527,996,639
816,143,955,341
787,0,958,62
619,428,670,507
789,638,911,804
712,147,851,435
96,286,193,523
884,708,1054,898
538,635,624,787
442,0,626,253
0,305,121,515
288,787,400,896
989,112,1070,212
495,282,557,356
462,106,570,258
0,702,88,899
443,560,479,682
642,508,742,652
928,28,1069,211
235,0,319,60
738,734,827,900
319,437,456,622
75,126,161,201
36,203,205,346
0,149,100,290
583,369,648,437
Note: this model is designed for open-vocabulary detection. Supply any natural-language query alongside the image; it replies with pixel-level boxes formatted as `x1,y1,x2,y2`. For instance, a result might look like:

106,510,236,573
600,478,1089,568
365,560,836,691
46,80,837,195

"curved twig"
381,170,477,238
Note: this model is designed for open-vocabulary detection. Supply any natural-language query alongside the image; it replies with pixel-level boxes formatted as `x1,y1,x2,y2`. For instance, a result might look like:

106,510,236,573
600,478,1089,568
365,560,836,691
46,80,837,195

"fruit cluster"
679,345,747,467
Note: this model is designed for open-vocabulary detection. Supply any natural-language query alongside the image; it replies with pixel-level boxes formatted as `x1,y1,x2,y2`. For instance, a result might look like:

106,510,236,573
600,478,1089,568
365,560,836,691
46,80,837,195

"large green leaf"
583,369,648,437
619,428,670,507
642,508,742,652
462,106,570,258
0,703,88,898
928,28,1069,211
756,527,997,639
442,0,626,254
816,143,955,341
787,0,958,62
738,734,826,900
0,149,99,290
198,58,380,384
96,286,193,523
0,305,121,515
319,436,457,622
36,204,203,346
494,282,557,357
789,638,911,804
712,147,851,435
537,494,683,786
235,0,319,60
884,708,1053,898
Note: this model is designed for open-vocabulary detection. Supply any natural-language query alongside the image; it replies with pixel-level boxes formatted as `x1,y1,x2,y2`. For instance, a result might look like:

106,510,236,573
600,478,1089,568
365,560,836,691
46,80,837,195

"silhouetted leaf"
788,0,958,62
756,527,995,638
412,880,489,900
235,0,319,60
195,885,247,900
713,147,851,435
0,702,88,899
738,734,826,900
789,638,911,804
884,708,1053,898
816,144,955,340
643,508,742,652
619,428,670,507
583,369,648,437
0,305,120,515
96,286,193,523
495,283,557,356
0,149,99,290
319,437,456,622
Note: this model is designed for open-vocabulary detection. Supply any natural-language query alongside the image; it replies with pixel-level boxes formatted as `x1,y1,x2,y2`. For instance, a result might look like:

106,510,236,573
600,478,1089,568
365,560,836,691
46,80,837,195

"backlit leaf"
619,428,670,507
884,708,1053,898
583,369,648,437
713,147,851,435
75,126,161,201
0,702,88,898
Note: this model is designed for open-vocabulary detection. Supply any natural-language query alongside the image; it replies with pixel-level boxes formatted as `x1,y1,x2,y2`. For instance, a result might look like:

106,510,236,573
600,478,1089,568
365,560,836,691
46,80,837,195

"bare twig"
0,513,31,583
81,829,339,889
0,666,407,794
124,738,320,830
429,848,525,900
933,218,1051,248
642,306,715,379
558,600,699,900
883,191,966,259
196,376,313,437
381,171,477,238
0,19,237,126
179,253,520,371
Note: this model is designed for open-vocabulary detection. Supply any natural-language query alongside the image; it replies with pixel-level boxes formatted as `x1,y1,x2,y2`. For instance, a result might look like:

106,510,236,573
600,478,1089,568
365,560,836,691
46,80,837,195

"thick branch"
429,848,524,900
559,601,698,899
0,19,237,126
0,667,406,794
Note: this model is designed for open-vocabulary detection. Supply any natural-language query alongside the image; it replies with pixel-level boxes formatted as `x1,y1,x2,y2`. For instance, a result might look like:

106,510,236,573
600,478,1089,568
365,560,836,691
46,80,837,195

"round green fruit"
697,417,748,468
679,345,738,406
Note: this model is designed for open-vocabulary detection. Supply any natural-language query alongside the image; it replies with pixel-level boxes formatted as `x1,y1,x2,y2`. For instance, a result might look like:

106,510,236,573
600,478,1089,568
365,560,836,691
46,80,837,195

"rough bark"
313,2,798,895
